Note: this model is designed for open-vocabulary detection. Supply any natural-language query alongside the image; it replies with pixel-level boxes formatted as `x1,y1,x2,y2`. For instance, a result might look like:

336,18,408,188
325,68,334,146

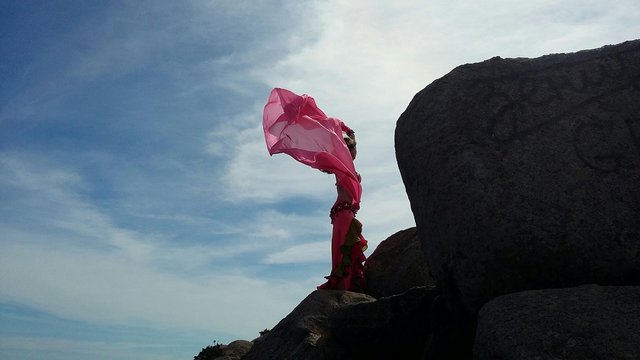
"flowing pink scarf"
262,88,361,204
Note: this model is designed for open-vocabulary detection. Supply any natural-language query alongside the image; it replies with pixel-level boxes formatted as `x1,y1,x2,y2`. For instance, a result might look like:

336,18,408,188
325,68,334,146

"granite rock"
242,287,438,360
396,39,640,313
364,227,435,298
474,284,640,359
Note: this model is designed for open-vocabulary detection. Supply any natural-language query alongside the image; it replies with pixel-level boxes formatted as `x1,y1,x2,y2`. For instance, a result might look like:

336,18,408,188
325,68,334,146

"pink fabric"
263,88,361,204
318,210,367,291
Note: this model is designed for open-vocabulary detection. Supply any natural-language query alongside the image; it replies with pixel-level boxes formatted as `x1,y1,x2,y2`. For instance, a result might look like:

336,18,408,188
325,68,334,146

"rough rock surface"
330,286,436,359
364,227,434,298
243,290,372,360
474,284,640,359
242,287,437,360
396,39,640,313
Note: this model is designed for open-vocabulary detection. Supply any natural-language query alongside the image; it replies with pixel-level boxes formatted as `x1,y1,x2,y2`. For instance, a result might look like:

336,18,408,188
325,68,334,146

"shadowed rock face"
395,39,640,313
242,291,373,360
364,227,434,298
474,285,640,360
242,287,437,360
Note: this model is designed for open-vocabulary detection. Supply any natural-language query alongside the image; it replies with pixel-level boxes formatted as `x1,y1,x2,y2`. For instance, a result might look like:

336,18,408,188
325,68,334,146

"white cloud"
218,124,338,203
263,241,329,264
0,154,315,340
0,241,306,338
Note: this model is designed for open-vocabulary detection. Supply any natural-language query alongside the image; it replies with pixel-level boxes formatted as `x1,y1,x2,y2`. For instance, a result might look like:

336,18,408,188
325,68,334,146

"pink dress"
263,88,368,291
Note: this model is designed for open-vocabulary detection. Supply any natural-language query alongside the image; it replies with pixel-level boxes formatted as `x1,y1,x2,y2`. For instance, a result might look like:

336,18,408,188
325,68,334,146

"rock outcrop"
396,39,640,314
364,227,434,298
194,340,252,360
474,285,640,359
242,287,437,360
243,291,373,360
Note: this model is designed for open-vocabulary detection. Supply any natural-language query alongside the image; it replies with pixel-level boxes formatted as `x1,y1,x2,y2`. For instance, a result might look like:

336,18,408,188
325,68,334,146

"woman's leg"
318,210,367,291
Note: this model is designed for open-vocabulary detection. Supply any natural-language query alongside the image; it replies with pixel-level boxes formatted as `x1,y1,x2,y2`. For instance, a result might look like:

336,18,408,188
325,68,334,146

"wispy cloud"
0,154,311,339
219,125,337,203
0,240,306,333
263,241,329,264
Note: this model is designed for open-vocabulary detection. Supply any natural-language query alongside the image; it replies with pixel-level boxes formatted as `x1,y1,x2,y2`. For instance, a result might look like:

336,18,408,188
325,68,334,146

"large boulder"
242,287,437,360
395,39,640,313
474,284,640,359
364,227,434,298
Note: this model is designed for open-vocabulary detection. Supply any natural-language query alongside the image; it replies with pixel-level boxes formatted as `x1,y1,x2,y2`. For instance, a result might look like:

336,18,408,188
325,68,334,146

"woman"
263,88,368,292
318,133,368,291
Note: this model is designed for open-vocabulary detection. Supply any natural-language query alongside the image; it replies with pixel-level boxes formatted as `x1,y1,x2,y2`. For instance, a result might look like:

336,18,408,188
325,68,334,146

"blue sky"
1,1,638,359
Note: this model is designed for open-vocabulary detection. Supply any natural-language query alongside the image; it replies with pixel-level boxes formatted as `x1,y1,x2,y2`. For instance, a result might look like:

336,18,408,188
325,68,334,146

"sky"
0,1,638,359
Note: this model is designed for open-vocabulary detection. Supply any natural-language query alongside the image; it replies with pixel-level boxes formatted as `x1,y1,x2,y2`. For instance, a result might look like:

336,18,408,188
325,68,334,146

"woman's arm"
338,120,355,140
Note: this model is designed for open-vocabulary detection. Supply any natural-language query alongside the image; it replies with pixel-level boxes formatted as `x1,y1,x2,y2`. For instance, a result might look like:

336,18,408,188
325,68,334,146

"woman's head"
344,137,357,160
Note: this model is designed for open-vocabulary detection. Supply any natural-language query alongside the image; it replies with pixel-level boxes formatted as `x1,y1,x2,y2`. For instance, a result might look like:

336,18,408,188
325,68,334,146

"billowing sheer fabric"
263,88,367,291
263,88,361,205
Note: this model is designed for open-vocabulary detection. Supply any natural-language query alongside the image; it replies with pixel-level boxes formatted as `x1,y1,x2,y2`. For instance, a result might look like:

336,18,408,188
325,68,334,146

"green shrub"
194,340,224,360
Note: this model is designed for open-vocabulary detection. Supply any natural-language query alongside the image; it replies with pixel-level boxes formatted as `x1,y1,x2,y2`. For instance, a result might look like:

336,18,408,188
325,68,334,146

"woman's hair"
344,136,357,150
